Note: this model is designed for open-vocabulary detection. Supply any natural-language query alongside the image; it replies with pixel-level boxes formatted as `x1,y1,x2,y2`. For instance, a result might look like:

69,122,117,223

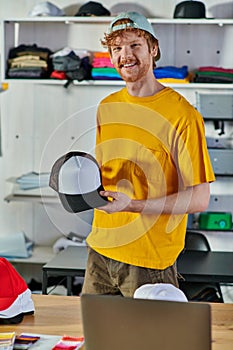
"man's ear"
151,45,158,58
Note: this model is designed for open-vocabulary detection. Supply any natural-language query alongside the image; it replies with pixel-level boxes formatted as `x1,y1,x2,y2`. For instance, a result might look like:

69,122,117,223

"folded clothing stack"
154,65,191,83
7,44,53,78
50,47,92,82
15,171,50,190
91,51,122,80
193,66,233,83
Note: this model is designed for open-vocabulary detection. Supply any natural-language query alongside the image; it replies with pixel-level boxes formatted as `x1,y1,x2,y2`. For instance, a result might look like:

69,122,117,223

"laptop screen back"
81,294,211,350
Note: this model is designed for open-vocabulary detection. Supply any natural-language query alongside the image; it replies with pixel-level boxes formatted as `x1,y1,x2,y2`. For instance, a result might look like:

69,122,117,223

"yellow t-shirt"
86,87,215,269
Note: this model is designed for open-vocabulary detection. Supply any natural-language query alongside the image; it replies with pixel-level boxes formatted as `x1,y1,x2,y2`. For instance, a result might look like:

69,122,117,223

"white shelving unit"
1,15,233,265
1,16,233,114
1,17,233,85
4,193,58,203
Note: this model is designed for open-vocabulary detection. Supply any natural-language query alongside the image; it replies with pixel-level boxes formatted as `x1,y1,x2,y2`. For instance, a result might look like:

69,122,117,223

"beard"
115,60,151,83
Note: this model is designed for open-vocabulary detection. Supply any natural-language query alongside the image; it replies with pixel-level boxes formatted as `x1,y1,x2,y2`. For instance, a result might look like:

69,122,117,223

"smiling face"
109,31,158,83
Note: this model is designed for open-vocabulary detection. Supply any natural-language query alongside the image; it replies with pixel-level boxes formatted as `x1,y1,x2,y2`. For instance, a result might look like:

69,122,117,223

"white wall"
1,0,232,19
0,0,233,249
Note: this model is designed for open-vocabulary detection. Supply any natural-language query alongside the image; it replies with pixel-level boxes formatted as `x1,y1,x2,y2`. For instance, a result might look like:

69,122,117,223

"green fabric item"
195,70,233,78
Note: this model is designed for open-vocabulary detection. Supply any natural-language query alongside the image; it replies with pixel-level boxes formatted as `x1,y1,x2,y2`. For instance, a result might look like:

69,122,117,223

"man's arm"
98,182,210,215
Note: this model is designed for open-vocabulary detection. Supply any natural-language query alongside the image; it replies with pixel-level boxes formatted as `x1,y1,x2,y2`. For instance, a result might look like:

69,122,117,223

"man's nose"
121,46,132,60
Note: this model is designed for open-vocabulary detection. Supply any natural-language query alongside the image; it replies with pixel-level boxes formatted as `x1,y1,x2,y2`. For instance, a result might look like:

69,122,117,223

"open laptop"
81,294,211,350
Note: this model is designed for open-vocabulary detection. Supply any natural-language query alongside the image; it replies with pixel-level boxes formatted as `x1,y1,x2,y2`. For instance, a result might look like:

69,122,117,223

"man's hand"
98,191,132,213
97,182,210,215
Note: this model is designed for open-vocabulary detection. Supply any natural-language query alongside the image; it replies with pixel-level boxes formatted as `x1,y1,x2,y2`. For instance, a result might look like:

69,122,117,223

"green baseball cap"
108,11,156,40
107,12,160,61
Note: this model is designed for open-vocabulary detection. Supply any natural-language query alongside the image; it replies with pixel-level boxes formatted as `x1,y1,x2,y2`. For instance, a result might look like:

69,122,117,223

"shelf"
4,17,233,25
4,79,233,90
3,79,125,86
4,194,59,204
7,245,55,264
150,18,233,25
2,16,232,83
189,227,233,234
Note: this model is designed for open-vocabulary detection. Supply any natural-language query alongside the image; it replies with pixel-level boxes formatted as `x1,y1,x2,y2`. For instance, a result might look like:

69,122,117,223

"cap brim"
59,184,108,213
0,313,24,324
0,288,35,322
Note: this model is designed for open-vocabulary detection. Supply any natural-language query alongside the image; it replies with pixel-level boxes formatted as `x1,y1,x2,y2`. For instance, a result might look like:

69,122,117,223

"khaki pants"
82,248,179,297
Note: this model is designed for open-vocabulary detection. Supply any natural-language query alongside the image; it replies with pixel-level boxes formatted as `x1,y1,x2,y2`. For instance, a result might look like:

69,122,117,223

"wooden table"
1,295,233,350
1,294,83,337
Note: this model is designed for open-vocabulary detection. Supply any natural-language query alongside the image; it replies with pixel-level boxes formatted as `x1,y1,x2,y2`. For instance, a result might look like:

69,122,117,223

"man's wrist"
128,199,145,213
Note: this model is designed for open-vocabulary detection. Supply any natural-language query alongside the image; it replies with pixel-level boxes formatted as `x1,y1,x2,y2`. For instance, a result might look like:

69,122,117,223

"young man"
82,12,215,296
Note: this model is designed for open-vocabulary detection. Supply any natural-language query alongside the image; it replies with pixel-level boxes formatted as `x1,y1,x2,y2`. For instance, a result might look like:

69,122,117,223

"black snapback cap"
49,151,108,213
174,1,206,18
75,1,110,16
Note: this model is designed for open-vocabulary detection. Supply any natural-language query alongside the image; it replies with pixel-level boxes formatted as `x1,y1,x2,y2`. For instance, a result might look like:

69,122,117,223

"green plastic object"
199,212,232,231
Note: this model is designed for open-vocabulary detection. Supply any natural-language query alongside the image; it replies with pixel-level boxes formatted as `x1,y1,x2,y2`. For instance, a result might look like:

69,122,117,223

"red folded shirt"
198,66,233,74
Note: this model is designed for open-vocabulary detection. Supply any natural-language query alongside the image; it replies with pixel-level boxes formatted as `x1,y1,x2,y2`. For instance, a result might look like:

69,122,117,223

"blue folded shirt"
154,66,188,79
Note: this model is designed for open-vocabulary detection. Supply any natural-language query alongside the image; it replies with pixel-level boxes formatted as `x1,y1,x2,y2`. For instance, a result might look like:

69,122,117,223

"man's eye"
112,47,121,52
131,43,140,48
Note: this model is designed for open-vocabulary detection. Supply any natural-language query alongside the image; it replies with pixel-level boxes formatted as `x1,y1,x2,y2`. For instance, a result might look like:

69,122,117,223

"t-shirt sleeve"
176,110,215,187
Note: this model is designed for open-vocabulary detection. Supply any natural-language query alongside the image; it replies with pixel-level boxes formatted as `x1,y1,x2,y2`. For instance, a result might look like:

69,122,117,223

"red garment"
50,70,67,79
198,66,233,74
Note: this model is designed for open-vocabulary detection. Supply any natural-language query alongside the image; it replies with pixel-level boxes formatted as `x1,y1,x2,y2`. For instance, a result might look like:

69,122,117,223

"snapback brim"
59,184,108,213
